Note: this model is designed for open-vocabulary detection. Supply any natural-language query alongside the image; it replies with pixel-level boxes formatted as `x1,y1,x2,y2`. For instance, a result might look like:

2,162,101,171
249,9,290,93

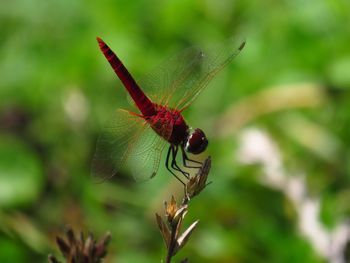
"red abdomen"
97,37,156,117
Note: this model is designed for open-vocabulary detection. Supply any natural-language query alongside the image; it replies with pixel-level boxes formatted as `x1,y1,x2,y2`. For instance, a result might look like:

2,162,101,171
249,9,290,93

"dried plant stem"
166,224,179,263
156,157,212,263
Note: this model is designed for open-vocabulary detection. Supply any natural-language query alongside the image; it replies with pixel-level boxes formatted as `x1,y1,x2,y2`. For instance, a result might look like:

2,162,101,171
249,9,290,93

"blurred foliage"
1,0,350,262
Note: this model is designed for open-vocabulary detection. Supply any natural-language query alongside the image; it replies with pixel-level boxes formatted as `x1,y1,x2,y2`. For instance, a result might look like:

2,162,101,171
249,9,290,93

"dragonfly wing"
138,46,204,106
126,124,168,181
126,112,174,181
92,109,170,182
91,109,147,182
175,38,246,110
138,37,245,110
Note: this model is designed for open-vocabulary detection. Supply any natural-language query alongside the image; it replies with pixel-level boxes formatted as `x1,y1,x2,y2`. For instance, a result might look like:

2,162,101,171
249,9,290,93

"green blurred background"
1,0,350,262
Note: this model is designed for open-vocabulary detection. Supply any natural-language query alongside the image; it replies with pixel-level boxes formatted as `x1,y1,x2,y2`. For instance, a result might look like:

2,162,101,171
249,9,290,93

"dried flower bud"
156,213,171,249
164,196,188,226
49,227,111,263
165,195,177,222
186,157,211,198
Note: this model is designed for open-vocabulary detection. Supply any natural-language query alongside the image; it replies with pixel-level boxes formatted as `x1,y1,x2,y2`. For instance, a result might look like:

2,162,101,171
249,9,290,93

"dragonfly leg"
165,146,186,185
181,147,202,168
170,145,190,179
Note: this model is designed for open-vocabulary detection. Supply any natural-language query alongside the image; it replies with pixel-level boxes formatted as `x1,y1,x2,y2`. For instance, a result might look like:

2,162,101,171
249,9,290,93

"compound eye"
185,128,208,154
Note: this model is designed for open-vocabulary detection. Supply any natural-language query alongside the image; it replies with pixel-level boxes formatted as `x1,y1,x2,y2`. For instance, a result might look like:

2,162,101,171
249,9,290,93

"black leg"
181,147,202,168
170,146,189,178
165,146,186,185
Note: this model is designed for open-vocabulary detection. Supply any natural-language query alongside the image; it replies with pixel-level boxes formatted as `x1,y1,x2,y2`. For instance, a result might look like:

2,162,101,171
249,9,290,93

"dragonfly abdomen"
97,37,156,117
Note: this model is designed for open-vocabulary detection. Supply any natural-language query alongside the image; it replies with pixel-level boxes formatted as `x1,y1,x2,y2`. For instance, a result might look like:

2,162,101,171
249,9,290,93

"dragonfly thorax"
184,128,208,154
149,105,189,146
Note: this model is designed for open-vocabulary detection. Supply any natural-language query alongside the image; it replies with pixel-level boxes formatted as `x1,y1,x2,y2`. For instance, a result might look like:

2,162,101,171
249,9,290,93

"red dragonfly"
92,37,245,183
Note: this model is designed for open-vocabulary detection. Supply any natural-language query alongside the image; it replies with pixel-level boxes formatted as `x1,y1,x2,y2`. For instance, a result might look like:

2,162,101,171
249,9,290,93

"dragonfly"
92,37,245,183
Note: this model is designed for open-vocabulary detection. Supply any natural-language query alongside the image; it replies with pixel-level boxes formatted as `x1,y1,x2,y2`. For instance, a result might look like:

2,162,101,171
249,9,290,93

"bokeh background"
1,0,350,262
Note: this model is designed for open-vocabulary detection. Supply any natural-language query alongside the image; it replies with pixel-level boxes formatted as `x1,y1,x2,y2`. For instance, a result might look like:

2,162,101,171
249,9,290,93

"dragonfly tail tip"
96,37,104,46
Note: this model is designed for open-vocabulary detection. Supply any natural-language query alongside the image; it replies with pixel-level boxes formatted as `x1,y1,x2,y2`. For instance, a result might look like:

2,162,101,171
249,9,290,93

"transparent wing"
91,109,168,182
126,124,168,182
91,109,145,182
138,37,246,110
139,47,204,106
126,113,173,181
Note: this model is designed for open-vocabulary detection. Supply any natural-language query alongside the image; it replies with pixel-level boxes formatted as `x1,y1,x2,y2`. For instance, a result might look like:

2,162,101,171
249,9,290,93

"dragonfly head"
184,128,208,154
